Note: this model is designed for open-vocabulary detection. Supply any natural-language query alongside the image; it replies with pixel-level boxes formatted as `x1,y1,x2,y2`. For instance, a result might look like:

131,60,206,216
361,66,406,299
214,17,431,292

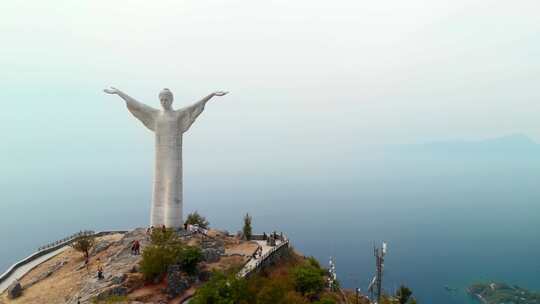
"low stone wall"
0,230,127,288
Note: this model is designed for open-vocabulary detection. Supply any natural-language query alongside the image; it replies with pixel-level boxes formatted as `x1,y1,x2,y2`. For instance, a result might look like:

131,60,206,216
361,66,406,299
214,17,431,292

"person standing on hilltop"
96,258,104,280
131,240,140,255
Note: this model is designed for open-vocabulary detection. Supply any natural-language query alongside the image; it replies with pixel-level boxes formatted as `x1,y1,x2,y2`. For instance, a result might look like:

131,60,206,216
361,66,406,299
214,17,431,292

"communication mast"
368,241,387,303
328,256,338,291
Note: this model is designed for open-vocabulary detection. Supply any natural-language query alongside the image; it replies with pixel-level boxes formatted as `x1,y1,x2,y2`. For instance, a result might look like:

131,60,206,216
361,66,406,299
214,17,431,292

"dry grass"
0,231,260,304
0,234,123,304
224,241,258,256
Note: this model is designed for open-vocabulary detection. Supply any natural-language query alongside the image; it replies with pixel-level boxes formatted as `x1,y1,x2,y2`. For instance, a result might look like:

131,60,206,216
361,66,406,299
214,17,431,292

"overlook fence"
252,239,289,270
0,230,126,292
238,233,290,278
37,230,95,251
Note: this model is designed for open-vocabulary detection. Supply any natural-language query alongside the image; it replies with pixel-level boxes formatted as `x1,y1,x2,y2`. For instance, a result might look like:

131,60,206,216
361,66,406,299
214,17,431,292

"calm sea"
1,143,539,304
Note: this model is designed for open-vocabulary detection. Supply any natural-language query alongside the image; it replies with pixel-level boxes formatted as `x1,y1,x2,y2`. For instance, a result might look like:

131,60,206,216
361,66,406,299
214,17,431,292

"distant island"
468,282,540,304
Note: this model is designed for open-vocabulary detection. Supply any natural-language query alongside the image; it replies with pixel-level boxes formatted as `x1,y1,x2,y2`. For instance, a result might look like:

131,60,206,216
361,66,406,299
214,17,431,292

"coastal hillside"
0,226,359,304
0,228,255,303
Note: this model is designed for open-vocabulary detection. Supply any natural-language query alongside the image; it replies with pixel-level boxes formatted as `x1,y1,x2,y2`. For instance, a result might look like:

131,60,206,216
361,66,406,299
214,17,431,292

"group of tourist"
186,223,209,235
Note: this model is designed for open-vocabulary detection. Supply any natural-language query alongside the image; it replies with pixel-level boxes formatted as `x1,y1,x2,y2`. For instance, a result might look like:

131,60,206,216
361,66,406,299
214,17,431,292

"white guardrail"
238,238,290,278
0,230,128,288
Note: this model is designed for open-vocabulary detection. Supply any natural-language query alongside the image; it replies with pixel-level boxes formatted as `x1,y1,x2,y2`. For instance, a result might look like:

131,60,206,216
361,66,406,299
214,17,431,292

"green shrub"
291,263,325,297
306,256,322,269
191,271,251,304
190,254,333,304
140,244,175,280
177,245,202,275
140,229,202,280
185,211,210,229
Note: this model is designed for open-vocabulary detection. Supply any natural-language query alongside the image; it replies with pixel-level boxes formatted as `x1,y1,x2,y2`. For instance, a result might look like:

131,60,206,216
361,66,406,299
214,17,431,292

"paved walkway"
0,246,69,293
238,239,284,278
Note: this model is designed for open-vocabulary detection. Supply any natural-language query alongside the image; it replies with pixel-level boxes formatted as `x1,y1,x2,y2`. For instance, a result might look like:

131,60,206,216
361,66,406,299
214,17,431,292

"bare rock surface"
66,228,149,304
7,281,22,299
91,239,113,255
24,258,69,289
166,265,190,298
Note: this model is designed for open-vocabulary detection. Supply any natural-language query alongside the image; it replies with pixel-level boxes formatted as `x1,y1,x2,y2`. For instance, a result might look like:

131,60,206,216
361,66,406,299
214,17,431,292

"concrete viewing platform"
238,237,289,278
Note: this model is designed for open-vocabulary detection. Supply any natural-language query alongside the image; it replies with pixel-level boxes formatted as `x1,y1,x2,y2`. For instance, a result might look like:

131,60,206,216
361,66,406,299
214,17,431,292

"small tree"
177,245,203,275
243,213,252,240
396,285,413,304
184,211,209,229
291,263,325,297
70,235,95,259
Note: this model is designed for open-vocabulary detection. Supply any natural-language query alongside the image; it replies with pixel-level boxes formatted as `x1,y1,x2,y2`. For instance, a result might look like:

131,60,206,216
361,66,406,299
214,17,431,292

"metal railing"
0,230,127,292
238,236,290,278
37,230,95,251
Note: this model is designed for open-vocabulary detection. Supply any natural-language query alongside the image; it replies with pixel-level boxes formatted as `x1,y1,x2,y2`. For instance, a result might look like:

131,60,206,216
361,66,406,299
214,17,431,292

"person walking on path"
97,258,104,280
131,240,140,255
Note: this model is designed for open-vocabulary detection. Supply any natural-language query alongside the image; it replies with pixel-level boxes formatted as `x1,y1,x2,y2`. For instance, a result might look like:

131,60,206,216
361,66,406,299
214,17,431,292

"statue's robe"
125,99,206,228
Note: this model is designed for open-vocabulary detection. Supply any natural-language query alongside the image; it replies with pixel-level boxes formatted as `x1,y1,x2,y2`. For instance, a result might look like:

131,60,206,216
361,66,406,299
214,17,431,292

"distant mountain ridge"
403,134,540,154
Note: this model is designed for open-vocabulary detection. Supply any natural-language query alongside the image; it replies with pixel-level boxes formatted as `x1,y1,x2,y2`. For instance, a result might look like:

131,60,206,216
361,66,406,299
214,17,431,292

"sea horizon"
2,134,539,303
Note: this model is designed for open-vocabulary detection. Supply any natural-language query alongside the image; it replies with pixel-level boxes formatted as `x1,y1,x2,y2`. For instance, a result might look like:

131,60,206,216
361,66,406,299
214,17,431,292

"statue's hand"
213,91,229,97
103,87,120,95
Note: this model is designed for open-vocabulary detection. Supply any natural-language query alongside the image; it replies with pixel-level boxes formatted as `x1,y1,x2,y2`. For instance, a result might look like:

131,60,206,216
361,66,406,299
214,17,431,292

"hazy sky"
2,3,540,290
1,0,540,162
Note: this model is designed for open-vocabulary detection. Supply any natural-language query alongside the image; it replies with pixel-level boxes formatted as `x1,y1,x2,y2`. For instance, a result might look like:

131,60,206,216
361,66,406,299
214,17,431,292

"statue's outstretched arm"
104,87,158,131
178,91,228,133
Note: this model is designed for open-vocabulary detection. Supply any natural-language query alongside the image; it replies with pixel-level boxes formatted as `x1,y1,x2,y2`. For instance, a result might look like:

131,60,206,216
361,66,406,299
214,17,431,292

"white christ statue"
104,87,228,228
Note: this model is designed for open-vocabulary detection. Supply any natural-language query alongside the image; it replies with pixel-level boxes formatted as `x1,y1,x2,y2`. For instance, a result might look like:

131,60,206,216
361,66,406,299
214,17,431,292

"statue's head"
159,88,174,110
